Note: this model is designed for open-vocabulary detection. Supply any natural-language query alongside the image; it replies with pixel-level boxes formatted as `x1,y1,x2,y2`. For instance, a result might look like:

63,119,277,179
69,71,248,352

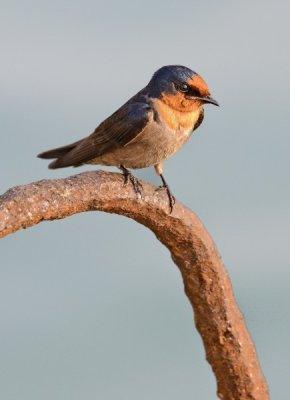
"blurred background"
1,1,289,399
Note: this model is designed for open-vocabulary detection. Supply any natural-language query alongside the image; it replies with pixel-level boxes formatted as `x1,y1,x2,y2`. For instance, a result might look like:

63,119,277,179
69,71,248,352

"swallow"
38,65,219,212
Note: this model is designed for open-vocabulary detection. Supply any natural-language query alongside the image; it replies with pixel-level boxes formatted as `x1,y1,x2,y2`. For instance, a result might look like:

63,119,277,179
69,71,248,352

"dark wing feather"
193,108,204,132
38,140,83,159
48,101,151,169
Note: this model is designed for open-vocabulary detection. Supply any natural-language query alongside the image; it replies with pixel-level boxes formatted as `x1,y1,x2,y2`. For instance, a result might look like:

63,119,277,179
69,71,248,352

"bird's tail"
37,140,82,169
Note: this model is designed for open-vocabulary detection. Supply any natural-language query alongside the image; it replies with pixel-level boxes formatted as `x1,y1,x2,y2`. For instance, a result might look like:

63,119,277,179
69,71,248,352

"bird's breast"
118,111,198,167
92,102,202,169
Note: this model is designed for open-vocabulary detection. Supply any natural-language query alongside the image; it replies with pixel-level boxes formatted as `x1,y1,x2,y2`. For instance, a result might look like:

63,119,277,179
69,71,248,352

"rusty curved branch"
0,170,269,399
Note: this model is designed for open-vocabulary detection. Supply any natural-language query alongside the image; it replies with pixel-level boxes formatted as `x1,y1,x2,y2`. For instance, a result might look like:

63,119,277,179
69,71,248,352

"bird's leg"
120,165,143,195
154,163,175,213
159,174,176,213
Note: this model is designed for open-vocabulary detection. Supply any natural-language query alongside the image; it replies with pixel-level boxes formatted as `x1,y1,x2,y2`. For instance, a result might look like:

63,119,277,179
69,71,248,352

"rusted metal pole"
0,171,270,399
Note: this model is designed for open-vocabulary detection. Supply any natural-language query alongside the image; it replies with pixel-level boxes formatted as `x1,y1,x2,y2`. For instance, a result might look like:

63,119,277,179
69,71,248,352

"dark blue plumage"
148,65,197,97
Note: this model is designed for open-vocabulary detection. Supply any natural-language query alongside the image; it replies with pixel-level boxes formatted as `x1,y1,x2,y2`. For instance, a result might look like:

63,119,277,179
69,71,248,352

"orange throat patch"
153,98,202,131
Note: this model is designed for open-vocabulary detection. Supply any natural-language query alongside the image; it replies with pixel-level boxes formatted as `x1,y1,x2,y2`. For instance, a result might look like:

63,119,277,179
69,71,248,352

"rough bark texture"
0,170,269,399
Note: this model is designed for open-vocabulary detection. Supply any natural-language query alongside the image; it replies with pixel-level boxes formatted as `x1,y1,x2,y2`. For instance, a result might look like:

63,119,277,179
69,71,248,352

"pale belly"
88,120,194,169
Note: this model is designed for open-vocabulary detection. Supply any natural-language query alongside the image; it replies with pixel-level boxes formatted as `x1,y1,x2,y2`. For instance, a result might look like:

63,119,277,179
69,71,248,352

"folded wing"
38,101,152,169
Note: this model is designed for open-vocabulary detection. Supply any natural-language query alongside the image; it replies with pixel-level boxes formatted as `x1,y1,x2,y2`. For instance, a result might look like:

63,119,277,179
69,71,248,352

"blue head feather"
148,65,197,97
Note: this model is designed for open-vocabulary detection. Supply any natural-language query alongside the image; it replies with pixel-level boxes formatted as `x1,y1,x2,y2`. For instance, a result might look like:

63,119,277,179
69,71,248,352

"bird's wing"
51,101,152,168
192,108,204,132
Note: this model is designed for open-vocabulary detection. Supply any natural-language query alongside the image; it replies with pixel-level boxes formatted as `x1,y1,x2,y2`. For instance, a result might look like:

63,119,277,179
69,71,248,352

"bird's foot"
120,166,143,196
156,185,176,213
155,175,176,213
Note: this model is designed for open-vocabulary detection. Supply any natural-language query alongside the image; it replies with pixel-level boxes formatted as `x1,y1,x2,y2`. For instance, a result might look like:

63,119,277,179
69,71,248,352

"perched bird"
38,65,218,211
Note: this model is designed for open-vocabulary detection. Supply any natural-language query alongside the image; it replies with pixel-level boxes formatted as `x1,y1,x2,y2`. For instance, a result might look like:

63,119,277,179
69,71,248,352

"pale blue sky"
1,1,289,398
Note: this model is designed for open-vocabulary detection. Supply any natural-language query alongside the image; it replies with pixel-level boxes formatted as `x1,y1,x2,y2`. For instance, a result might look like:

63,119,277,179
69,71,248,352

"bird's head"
148,65,219,112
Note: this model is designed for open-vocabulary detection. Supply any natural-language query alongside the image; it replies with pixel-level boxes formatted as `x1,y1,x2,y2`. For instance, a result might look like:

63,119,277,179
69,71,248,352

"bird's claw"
155,184,176,213
122,169,143,196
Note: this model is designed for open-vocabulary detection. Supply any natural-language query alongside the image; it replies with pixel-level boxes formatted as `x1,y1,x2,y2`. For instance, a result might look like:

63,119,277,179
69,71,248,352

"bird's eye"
176,83,189,93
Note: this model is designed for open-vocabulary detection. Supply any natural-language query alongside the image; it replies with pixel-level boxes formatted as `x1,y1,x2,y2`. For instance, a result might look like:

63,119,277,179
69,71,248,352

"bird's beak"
201,96,219,106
